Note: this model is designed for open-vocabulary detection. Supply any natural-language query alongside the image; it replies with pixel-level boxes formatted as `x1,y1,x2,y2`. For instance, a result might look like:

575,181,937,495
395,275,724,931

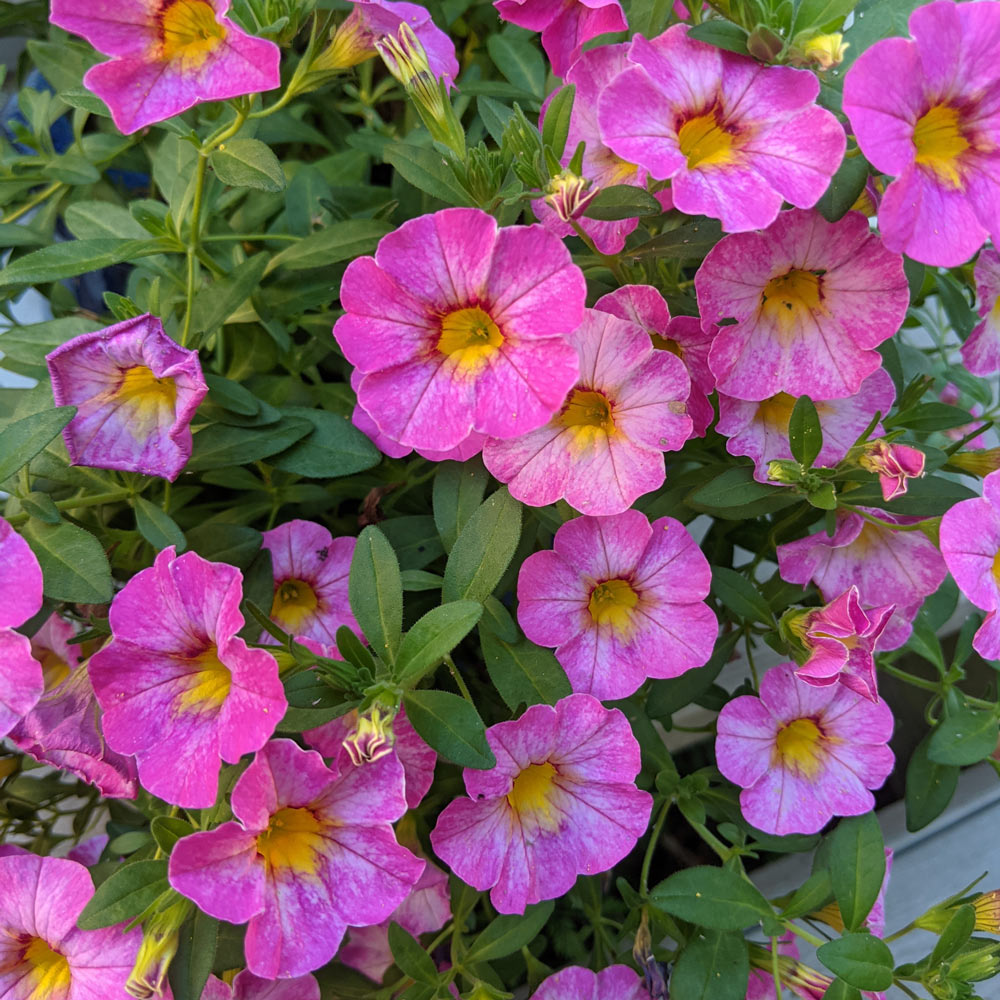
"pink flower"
798,586,895,701
89,546,286,808
517,511,716,700
202,970,320,1000
717,369,895,482
483,309,692,514
49,0,280,135
696,209,908,401
430,694,652,914
0,854,142,999
939,469,1000,660
595,283,716,436
842,0,1000,266
46,314,208,481
858,440,926,502
0,516,43,739
169,738,424,978
598,25,844,232
533,965,651,1000
334,208,584,453
494,0,627,78
716,663,894,835
963,248,1000,376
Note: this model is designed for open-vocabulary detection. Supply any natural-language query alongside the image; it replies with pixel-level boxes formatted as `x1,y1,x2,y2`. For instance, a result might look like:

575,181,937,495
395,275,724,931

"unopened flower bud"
858,439,925,501
125,898,192,999
767,458,802,484
949,447,1000,478
801,33,848,69
344,705,394,765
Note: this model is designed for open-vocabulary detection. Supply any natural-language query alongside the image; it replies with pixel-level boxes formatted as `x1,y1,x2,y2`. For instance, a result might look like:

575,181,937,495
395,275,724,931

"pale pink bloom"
963,247,1000,375
533,965,651,1000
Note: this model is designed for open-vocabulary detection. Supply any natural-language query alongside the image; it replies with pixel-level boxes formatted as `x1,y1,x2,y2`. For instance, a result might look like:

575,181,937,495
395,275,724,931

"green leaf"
930,904,976,968
168,909,219,1000
384,144,472,207
268,219,393,272
190,254,269,335
185,523,261,569
210,138,286,192
269,406,380,479
20,492,59,524
480,629,571,710
583,184,663,221
380,516,445,571
687,466,800,519
711,566,773,625
541,85,575,160
886,402,972,432
794,0,859,31
388,923,439,984
64,201,149,240
829,813,886,932
905,732,959,832
669,930,750,1000
478,96,515,145
204,374,260,417
150,815,194,854
928,708,999,766
464,902,554,964
480,595,518,642
821,980,861,1000
442,489,522,603
487,34,545,98
839,474,977,517
816,933,894,991
650,866,774,931
401,570,444,592
134,496,186,552
0,407,75,483
77,859,169,929
789,395,823,468
186,417,313,471
433,459,490,553
335,625,377,676
277,673,357,733
625,218,724,261
646,631,735,719
936,272,977,340
0,223,46,248
396,600,484,685
780,870,835,920
0,239,164,288
43,154,101,186
350,526,403,663
21,519,113,604
686,20,750,55
403,689,495,769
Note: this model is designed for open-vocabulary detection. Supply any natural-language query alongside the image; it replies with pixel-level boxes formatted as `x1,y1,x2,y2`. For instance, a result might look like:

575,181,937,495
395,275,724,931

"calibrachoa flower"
939,469,1000,660
261,519,360,646
858,440,926,501
494,0,626,78
0,516,43,739
46,314,208,481
430,694,652,914
0,854,142,999
89,546,286,808
595,283,716,437
963,247,1000,376
716,663,894,835
168,738,424,978
532,965,651,1000
696,209,909,400
517,511,717,700
717,369,896,482
202,970,320,1000
598,26,844,232
334,208,584,453
483,310,692,514
842,0,1000,266
49,0,280,135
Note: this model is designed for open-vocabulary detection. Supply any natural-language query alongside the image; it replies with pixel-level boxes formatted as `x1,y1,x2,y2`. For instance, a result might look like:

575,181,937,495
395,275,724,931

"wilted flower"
858,440,926,501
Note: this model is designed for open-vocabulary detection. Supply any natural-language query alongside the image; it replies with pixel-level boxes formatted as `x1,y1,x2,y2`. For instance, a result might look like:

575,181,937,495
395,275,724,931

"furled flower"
517,511,716,700
169,738,424,978
858,440,926,501
430,694,652,914
595,283,716,436
939,469,1000,661
797,32,848,70
716,662,894,835
494,0,627,78
334,208,585,454
0,516,44,739
843,0,1000,266
717,369,895,482
49,0,280,135
533,965,651,1000
598,25,844,232
261,519,360,647
46,314,208,481
798,587,895,701
0,854,142,999
963,248,1000,376
89,546,286,808
483,309,692,514
202,970,320,1000
696,209,908,400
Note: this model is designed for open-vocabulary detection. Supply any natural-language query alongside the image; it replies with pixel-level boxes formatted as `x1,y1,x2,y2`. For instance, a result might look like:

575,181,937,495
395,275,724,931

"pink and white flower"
532,965,651,1000
963,247,1000,376
202,970,320,1000
858,440,926,502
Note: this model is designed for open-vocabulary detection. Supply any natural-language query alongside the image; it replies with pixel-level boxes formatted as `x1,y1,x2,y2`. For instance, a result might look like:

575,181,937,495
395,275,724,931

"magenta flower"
0,854,141,999
517,511,716,700
842,0,1000,266
716,663,894,835
858,440,926,502
49,0,280,135
169,738,424,978
716,369,895,482
595,283,716,436
533,965,651,1000
598,25,844,232
46,314,207,481
0,516,44,739
939,470,1000,661
963,248,1000,376
334,208,584,453
89,546,286,808
202,970,320,1000
494,0,626,78
798,586,895,701
697,209,908,401
430,694,652,914
483,309,692,514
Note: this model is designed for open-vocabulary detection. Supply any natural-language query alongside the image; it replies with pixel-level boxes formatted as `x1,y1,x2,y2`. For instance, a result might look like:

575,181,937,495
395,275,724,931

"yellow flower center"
677,112,736,170
271,578,319,632
176,644,232,714
651,334,684,358
558,388,616,431
761,269,824,334
993,549,1000,590
774,717,824,777
37,648,72,692
116,365,177,408
588,578,640,633
437,307,504,373
23,937,72,1000
506,761,558,824
913,104,969,188
160,0,227,64
757,392,798,433
256,806,324,874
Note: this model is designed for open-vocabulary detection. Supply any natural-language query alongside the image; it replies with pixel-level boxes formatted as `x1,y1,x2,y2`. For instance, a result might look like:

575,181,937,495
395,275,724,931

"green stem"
639,800,671,897
2,181,64,224
880,662,995,709
443,655,474,703
5,489,134,526
201,232,302,243
783,921,825,948
686,817,731,862
770,938,782,1000
839,504,929,532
